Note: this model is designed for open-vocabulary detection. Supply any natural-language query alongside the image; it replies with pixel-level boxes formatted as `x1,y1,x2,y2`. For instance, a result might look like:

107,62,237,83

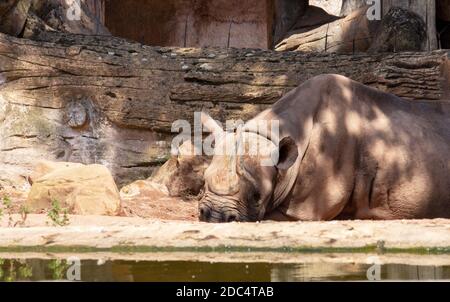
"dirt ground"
119,193,198,221
0,187,199,221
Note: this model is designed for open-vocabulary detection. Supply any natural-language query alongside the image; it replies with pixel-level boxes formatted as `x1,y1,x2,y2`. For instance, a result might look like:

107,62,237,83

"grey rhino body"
199,74,450,222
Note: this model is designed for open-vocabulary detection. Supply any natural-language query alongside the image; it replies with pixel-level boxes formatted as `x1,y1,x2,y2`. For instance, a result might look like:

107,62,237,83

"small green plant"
0,259,33,282
46,199,70,226
18,265,33,279
1,196,14,227
14,205,30,227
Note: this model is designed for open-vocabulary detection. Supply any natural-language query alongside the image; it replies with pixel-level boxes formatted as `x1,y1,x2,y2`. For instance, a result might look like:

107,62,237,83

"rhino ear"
201,112,224,137
275,136,298,170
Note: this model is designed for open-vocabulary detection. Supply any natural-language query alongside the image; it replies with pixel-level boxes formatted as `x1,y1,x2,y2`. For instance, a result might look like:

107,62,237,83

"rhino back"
254,75,450,220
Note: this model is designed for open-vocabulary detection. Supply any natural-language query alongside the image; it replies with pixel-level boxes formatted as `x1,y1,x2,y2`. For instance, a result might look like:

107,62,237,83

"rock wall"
309,0,342,16
0,0,32,36
272,0,309,45
84,0,105,25
308,0,367,17
105,0,272,49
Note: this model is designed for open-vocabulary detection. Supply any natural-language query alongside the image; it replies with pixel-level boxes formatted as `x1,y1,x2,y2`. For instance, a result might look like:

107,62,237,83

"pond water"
1,258,450,282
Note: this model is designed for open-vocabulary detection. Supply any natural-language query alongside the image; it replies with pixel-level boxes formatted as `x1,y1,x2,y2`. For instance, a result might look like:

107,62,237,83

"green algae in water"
1,244,450,255
1,258,450,282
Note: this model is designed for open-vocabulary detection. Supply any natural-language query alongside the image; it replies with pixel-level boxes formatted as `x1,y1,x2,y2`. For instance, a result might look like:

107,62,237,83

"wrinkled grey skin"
199,74,450,223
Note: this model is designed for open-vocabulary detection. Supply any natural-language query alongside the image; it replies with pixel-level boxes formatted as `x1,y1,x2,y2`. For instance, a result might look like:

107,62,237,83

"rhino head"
199,113,299,222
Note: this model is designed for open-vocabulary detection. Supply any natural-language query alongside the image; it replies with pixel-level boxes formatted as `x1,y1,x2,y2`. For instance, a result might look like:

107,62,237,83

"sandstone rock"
150,158,178,188
28,160,84,185
0,164,31,191
28,0,110,36
308,0,367,17
0,0,109,38
27,163,121,216
121,179,168,200
309,0,343,16
277,6,427,54
0,0,32,36
340,0,368,17
151,141,210,198
273,0,308,45
276,6,374,53
289,6,341,35
382,0,437,51
105,0,269,49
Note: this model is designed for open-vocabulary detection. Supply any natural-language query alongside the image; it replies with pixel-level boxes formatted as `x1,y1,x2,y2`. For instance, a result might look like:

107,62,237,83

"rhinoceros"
199,74,450,222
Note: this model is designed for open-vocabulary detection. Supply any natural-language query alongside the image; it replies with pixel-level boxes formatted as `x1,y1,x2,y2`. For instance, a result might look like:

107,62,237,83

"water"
1,258,449,282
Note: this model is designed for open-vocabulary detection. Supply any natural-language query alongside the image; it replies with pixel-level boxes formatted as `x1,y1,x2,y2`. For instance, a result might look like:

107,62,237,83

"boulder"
121,179,169,200
151,141,210,198
289,6,341,35
28,160,84,185
369,7,427,53
275,6,374,53
0,0,32,36
276,6,426,54
308,0,367,17
27,163,121,216
309,0,343,16
340,0,368,17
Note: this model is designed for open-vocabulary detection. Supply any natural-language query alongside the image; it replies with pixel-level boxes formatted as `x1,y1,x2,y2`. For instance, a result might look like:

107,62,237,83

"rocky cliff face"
105,0,272,49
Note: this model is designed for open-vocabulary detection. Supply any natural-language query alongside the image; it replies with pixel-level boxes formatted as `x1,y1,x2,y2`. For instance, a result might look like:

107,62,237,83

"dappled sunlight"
321,107,338,135
252,74,450,221
344,110,362,135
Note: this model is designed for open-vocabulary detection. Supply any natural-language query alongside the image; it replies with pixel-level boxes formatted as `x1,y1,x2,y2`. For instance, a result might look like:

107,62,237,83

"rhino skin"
199,74,450,222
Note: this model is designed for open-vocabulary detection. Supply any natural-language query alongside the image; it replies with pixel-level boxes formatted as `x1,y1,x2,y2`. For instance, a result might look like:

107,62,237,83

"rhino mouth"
199,192,252,223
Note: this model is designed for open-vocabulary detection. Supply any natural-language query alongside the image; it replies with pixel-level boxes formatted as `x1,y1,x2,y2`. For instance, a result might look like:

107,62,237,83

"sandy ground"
0,214,449,253
120,193,198,221
0,187,199,221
